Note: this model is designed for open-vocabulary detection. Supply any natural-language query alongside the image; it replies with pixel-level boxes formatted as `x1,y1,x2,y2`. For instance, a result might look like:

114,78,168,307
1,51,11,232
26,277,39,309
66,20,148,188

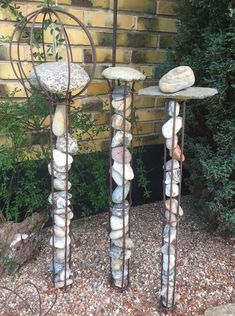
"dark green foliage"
157,0,235,235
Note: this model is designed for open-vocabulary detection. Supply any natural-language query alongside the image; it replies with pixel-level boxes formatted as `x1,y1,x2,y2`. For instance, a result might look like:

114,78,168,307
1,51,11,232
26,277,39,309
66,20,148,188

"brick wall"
0,0,177,151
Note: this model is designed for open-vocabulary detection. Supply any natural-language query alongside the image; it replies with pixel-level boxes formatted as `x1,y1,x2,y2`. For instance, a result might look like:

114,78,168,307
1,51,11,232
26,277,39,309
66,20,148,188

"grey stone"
30,61,89,93
49,262,64,274
112,181,130,203
112,86,131,101
204,304,235,316
53,149,73,167
56,133,78,154
159,66,195,93
55,279,73,288
112,236,134,249
111,201,130,217
168,100,180,116
161,243,175,255
111,131,132,148
48,191,72,209
138,86,218,100
112,268,128,280
163,224,176,243
48,163,66,180
53,178,71,191
110,215,129,231
102,67,146,82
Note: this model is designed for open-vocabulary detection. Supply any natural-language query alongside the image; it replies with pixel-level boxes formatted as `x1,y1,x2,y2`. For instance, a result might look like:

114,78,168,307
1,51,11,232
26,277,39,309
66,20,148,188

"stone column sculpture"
102,66,145,289
138,66,218,308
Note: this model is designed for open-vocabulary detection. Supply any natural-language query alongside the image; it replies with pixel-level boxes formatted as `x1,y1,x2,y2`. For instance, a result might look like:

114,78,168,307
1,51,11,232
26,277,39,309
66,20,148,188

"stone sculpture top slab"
30,61,90,93
102,66,146,82
138,86,218,100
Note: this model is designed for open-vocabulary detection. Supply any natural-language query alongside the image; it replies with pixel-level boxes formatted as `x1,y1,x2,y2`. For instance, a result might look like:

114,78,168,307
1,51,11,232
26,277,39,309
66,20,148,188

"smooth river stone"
52,104,66,137
54,215,70,227
112,114,131,131
111,258,123,271
166,135,178,150
112,131,132,148
49,162,71,174
30,61,89,93
165,169,181,184
163,254,175,271
102,66,146,82
56,133,78,154
161,243,175,256
53,178,71,191
110,215,129,231
165,211,177,226
58,267,71,281
112,147,132,164
50,262,64,274
48,191,72,208
170,145,185,161
165,184,179,197
55,279,73,288
53,207,72,215
110,246,131,261
110,225,129,240
112,168,128,186
59,211,74,221
159,66,195,93
112,94,131,111
50,235,71,249
111,200,129,217
165,159,180,171
112,236,134,249
114,106,131,118
112,86,131,101
48,163,66,180
112,269,128,280
54,225,67,238
112,181,130,204
53,149,73,167
165,199,183,216
162,117,183,139
163,224,176,243
55,248,70,263
168,100,180,117
112,161,134,181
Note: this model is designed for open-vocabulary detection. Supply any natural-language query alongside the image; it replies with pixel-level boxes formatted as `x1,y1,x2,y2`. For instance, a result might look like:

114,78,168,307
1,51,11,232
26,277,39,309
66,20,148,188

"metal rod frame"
9,6,96,291
160,99,186,309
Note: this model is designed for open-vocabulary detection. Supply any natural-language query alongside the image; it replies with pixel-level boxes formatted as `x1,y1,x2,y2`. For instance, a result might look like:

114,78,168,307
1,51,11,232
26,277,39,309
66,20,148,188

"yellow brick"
157,1,177,15
84,47,131,63
92,111,109,124
133,121,154,135
0,81,29,97
0,4,26,21
0,23,16,38
136,108,165,121
72,0,109,9
133,133,164,147
137,17,177,33
154,121,164,133
117,32,157,48
85,11,135,30
113,0,157,14
134,95,155,109
0,62,32,80
132,50,166,64
87,81,109,96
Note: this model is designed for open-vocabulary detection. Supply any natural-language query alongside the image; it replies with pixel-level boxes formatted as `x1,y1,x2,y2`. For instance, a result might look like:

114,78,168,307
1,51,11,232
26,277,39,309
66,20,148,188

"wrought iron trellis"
9,5,96,290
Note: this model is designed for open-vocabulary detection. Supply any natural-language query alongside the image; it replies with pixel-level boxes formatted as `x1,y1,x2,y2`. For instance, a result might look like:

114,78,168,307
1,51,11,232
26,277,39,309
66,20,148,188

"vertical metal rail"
112,0,118,67
160,99,186,309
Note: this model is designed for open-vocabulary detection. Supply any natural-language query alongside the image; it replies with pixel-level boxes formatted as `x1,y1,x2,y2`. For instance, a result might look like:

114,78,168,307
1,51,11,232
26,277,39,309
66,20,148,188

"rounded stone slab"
102,67,146,82
138,86,218,100
30,61,89,93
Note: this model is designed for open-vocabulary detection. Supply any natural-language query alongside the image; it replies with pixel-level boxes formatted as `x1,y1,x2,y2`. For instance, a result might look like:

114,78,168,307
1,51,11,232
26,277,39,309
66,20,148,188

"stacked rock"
29,61,89,288
102,66,146,289
159,66,195,308
110,85,134,288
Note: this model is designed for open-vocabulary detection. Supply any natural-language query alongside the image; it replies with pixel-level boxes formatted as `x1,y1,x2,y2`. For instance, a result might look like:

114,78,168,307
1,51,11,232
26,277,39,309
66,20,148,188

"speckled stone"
102,67,146,82
30,61,89,93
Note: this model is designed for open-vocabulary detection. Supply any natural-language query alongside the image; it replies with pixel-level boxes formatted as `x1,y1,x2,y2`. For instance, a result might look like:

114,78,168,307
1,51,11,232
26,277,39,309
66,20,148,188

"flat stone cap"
30,61,90,93
138,86,218,100
102,67,146,82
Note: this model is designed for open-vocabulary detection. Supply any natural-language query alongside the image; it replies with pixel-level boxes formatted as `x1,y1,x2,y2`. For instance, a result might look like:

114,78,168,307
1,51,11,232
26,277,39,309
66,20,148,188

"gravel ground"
0,196,234,316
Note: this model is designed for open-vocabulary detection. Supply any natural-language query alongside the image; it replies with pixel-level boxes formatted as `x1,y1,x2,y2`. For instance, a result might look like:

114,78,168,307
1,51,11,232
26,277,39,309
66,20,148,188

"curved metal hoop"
9,6,96,101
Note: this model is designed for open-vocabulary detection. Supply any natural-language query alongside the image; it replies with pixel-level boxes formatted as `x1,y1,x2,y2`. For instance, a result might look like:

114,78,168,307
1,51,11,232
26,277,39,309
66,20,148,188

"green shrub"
157,0,235,235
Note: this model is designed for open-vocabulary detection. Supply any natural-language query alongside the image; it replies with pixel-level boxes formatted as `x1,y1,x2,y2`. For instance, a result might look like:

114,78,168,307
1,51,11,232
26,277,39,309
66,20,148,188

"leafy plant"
156,0,235,235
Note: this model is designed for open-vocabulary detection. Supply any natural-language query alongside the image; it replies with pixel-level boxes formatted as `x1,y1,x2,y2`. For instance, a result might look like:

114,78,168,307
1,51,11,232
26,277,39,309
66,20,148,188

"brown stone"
170,145,185,161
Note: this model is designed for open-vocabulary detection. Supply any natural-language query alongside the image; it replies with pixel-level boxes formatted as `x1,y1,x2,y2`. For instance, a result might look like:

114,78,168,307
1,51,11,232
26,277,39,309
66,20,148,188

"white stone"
56,133,78,154
111,259,123,271
165,159,180,171
166,135,178,150
162,117,183,138
53,178,71,191
111,200,129,217
48,163,66,180
59,267,71,281
112,269,128,280
163,254,175,271
112,168,128,186
48,191,72,208
168,100,180,117
55,279,73,288
110,226,129,240
165,199,183,216
52,104,66,137
112,94,132,111
112,114,131,131
112,161,134,181
102,66,146,82
161,243,175,255
112,182,130,204
30,61,89,93
112,131,132,148
165,169,181,184
50,235,71,249
112,86,131,101
54,215,70,228
54,207,72,215
59,212,74,221
165,211,177,226
165,184,179,197
163,224,176,243
159,66,195,93
53,149,73,167
54,225,67,238
114,107,131,118
110,215,129,231
112,237,134,249
55,248,70,262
